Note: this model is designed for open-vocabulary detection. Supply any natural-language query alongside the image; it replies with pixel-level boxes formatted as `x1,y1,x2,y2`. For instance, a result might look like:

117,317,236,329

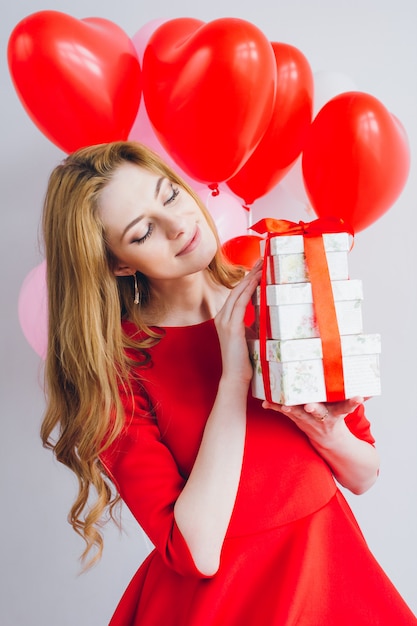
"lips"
176,226,201,256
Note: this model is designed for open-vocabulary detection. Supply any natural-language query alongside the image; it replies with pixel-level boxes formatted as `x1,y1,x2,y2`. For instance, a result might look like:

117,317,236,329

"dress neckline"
162,317,215,330
122,317,215,334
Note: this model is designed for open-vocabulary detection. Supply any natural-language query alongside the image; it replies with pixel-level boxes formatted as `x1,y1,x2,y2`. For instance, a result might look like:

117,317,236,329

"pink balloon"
129,106,180,168
18,261,48,359
130,20,181,162
195,187,249,243
129,105,209,190
131,19,168,62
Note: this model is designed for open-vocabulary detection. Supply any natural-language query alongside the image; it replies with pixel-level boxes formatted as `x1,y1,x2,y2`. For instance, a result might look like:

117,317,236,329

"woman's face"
98,163,218,281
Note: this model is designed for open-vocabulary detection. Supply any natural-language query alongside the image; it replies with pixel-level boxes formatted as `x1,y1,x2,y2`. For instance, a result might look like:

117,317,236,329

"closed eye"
130,184,179,244
131,223,154,245
164,184,179,205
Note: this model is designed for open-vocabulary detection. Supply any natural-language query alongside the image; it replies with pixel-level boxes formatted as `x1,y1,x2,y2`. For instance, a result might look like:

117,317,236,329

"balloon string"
245,204,253,231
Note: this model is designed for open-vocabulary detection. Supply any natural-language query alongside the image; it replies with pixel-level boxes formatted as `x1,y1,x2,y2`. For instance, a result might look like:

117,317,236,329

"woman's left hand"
262,396,364,441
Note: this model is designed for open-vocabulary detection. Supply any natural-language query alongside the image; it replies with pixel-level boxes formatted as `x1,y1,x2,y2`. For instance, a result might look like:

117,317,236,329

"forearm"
309,419,380,495
175,260,262,575
174,376,248,576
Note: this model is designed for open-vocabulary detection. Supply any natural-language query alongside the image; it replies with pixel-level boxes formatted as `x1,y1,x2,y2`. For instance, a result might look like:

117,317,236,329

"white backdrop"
1,1,416,624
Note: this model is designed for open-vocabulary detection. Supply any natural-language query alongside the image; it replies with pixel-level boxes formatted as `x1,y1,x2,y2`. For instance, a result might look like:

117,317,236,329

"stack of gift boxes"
248,230,381,405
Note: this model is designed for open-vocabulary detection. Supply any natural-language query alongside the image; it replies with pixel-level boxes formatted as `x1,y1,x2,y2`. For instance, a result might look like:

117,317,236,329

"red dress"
101,319,416,625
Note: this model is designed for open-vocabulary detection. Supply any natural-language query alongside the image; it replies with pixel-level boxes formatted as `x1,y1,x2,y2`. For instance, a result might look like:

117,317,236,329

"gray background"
2,1,416,624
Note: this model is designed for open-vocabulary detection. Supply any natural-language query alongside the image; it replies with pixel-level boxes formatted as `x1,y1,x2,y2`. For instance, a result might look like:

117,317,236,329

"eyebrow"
120,176,165,240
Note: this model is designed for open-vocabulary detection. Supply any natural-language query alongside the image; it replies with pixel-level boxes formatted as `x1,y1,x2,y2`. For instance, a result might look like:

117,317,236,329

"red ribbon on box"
251,217,354,404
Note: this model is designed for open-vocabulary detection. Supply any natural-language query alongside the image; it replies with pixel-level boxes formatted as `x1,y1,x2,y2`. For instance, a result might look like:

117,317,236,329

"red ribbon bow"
251,217,353,404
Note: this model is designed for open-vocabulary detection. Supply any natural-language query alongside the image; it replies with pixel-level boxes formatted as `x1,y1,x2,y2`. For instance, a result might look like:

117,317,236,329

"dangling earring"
133,272,139,305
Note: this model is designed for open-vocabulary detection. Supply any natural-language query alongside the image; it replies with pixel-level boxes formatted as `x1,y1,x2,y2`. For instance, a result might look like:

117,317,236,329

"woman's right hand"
214,259,263,384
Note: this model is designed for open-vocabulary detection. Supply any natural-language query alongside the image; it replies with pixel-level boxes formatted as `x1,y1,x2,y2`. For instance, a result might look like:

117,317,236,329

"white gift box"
260,232,351,256
260,232,350,285
253,279,364,340
248,333,381,406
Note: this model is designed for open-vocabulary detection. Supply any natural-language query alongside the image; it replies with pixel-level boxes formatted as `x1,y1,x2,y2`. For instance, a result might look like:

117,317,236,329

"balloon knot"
208,183,220,196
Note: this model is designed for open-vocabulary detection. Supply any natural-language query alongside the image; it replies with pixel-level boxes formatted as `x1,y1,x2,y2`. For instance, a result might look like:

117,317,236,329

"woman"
41,141,416,625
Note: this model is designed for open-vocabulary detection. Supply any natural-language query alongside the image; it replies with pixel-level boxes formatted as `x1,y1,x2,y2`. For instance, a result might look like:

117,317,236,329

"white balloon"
249,181,313,227
196,187,249,243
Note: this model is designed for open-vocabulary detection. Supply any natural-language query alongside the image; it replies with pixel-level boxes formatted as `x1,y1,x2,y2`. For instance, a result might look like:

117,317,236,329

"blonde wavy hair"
40,141,245,569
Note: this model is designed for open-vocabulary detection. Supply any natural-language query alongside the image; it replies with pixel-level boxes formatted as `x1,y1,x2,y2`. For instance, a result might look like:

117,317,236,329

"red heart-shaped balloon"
142,17,276,184
8,10,142,153
227,42,314,204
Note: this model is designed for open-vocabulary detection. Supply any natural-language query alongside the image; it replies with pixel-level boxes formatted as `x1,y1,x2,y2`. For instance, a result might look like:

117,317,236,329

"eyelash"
132,184,180,245
132,224,154,245
165,184,180,205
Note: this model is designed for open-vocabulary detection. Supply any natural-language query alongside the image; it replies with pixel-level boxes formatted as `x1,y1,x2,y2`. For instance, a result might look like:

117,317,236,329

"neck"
143,270,229,327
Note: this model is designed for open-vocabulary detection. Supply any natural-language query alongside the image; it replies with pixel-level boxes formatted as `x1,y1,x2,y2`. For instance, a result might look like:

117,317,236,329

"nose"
162,212,187,240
